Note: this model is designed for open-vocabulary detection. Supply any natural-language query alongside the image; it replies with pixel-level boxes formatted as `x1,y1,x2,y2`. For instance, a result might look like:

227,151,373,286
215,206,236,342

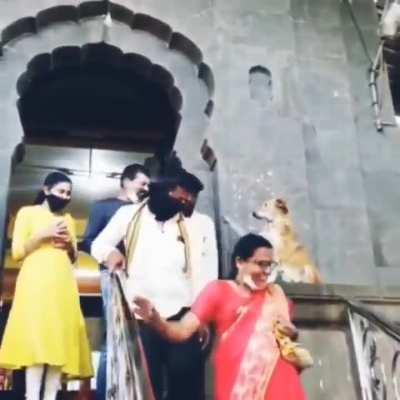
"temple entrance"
6,41,185,279
0,5,216,396
1,43,190,398
17,43,182,154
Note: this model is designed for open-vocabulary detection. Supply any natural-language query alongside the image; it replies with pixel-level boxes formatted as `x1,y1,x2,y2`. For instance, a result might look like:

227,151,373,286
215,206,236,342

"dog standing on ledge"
253,198,322,284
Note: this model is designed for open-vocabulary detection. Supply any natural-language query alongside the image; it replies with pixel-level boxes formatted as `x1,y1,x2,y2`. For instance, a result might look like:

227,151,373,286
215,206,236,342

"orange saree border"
227,284,290,400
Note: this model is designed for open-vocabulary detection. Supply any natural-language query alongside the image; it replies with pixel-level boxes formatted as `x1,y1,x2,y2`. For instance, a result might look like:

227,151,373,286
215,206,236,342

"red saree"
192,281,306,400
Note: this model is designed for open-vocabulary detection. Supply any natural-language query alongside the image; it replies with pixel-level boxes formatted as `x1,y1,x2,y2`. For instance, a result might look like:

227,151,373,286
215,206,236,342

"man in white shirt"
178,170,219,299
91,174,217,400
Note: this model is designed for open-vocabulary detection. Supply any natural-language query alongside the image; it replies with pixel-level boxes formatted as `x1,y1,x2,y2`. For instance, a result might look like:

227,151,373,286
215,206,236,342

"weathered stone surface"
0,0,399,290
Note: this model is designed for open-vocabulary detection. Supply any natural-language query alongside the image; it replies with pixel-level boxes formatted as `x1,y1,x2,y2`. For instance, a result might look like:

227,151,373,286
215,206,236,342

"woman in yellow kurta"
0,172,93,400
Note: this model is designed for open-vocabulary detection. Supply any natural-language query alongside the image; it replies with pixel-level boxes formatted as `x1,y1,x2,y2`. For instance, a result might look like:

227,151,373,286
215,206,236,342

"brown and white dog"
253,198,322,285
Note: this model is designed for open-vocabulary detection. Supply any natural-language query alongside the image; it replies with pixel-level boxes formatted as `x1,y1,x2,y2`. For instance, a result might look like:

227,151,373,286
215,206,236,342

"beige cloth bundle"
274,323,313,371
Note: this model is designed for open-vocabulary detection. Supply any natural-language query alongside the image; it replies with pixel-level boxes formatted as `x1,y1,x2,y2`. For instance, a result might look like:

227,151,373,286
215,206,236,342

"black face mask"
148,191,183,221
182,202,195,218
137,189,149,201
46,194,70,212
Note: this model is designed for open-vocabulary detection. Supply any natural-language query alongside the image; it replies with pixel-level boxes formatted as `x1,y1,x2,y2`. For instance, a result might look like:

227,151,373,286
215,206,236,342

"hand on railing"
105,250,126,272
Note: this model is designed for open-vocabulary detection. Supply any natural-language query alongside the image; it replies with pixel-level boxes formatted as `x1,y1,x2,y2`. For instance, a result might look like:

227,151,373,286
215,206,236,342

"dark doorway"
17,43,182,155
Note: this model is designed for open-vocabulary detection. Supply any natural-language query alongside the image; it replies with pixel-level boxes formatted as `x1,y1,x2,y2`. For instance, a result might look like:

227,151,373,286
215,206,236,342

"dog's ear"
275,198,288,214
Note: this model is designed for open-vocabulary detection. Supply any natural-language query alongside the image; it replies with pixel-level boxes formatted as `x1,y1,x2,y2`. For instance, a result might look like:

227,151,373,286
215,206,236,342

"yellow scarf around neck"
124,203,192,278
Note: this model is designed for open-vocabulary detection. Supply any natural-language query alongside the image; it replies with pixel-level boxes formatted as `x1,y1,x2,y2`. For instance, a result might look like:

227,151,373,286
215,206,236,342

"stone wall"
0,0,400,288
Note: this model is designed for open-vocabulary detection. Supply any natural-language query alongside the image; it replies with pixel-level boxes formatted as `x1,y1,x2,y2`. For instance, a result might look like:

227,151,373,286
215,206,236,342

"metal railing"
106,272,155,400
347,300,400,400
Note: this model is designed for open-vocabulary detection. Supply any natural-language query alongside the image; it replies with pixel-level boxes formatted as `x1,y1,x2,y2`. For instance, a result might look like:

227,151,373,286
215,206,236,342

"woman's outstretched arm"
132,296,201,342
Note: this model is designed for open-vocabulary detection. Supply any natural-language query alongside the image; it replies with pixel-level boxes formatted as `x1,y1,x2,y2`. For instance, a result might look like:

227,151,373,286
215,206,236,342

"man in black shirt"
80,163,150,400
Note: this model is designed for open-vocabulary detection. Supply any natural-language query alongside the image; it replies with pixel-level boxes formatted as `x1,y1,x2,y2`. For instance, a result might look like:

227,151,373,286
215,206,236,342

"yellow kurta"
0,205,93,379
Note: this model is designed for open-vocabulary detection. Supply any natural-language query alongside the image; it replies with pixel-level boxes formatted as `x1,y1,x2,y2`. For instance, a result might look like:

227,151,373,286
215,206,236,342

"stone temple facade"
1,1,400,399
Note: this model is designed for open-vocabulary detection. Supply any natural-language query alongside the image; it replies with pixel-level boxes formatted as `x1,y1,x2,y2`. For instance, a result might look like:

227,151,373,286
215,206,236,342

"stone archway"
0,1,216,255
16,42,184,155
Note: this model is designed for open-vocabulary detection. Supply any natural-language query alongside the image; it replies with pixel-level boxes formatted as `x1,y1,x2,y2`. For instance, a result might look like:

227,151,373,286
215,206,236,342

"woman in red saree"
133,233,306,400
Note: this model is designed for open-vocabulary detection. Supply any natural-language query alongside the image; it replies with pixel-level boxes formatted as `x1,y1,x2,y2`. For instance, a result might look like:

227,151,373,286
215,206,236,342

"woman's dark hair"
230,233,273,277
34,171,72,205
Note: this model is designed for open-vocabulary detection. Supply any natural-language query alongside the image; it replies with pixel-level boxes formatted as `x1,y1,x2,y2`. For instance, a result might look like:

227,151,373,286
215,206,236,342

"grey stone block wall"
0,0,399,288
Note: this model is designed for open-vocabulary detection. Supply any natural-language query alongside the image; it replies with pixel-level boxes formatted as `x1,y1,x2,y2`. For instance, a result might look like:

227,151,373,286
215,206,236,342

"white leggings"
25,365,61,400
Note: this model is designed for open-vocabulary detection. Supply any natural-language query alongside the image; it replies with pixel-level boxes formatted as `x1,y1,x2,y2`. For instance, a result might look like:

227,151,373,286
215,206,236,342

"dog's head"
253,198,289,222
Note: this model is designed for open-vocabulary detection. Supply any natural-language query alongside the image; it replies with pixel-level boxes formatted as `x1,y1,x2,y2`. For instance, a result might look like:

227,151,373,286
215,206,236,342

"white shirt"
184,210,219,300
91,204,190,318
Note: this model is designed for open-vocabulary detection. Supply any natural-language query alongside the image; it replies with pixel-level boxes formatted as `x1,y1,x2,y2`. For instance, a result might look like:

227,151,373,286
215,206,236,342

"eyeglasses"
250,260,279,271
